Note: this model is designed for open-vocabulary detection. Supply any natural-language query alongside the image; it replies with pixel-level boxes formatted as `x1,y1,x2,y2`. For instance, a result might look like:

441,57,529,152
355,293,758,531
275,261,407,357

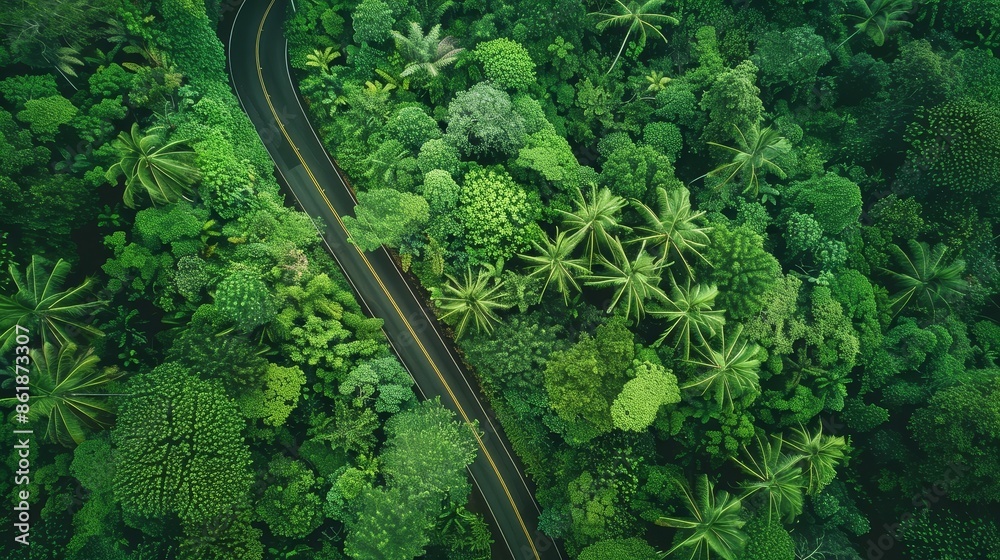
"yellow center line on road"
252,2,541,558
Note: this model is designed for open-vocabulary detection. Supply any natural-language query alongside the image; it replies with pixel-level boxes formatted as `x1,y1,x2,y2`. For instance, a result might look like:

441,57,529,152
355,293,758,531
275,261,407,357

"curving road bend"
226,1,564,559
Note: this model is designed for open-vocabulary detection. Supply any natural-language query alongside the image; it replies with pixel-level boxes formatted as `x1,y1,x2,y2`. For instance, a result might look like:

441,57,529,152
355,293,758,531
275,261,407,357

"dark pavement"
225,2,564,558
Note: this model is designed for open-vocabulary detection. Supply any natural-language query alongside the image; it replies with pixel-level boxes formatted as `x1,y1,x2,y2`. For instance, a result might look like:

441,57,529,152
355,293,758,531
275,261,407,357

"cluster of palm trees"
433,182,718,337
657,423,847,559
0,257,114,447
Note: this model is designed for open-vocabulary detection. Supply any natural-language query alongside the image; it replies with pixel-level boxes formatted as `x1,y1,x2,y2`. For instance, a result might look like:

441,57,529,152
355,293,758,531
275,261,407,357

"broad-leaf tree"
113,364,252,524
392,22,464,79
106,123,200,208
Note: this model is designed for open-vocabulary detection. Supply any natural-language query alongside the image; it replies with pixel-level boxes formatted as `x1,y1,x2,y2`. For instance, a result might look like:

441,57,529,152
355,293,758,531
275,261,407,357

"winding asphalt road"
226,1,563,559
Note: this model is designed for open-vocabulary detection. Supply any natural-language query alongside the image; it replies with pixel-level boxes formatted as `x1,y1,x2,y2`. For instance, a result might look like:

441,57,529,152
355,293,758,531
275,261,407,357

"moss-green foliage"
214,271,275,333
68,436,121,553
642,121,683,160
347,188,430,252
922,0,1000,47
457,168,540,262
601,142,682,202
352,0,395,44
256,456,323,538
16,95,77,141
236,363,305,427
904,98,1000,211
384,106,441,151
701,223,782,321
112,364,252,525
737,517,795,560
340,355,415,414
785,173,862,236
611,361,680,432
900,508,1000,560
752,26,830,92
700,60,763,143
473,37,537,91
159,0,227,88
909,373,1000,503
417,138,462,176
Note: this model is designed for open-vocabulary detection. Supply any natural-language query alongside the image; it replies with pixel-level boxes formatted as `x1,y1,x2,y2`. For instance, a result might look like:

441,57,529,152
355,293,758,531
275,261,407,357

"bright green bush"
473,38,537,91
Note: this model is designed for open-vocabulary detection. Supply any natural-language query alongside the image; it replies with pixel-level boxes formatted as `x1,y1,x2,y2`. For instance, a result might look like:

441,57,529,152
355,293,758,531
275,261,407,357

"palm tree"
645,70,671,92
46,46,84,90
650,283,725,360
632,186,712,277
519,229,589,304
391,22,464,79
732,435,806,523
589,0,679,74
416,0,456,26
0,257,104,351
559,183,630,266
0,343,116,447
782,423,848,495
106,123,200,208
305,47,341,74
434,268,509,338
705,123,791,196
656,475,747,560
683,326,761,412
839,0,913,48
584,238,666,323
882,240,967,317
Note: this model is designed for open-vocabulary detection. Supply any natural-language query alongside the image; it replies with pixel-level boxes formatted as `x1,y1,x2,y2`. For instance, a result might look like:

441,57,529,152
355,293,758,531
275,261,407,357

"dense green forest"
1,0,999,558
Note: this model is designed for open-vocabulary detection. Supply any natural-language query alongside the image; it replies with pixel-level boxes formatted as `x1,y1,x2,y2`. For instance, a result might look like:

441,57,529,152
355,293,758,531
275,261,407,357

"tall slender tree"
782,423,848,495
305,47,341,74
656,475,747,560
585,238,666,322
631,186,712,276
434,268,509,338
732,435,806,523
683,326,761,412
519,229,589,304
0,256,104,351
589,0,679,73
839,0,914,48
559,183,630,266
391,22,464,79
882,240,967,317
0,343,116,447
650,283,725,360
705,123,791,196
